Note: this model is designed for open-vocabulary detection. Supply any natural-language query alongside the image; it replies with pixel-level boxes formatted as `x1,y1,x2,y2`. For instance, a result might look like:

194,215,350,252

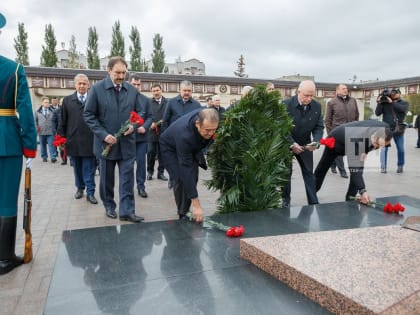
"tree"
129,26,142,71
14,22,29,65
407,93,420,123
142,58,149,72
40,24,58,67
110,20,125,58
234,54,248,78
206,85,293,213
68,35,79,68
151,33,165,73
87,26,100,69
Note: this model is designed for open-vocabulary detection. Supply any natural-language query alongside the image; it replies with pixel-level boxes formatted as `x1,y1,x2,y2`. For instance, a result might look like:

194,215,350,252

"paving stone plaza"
1,129,419,315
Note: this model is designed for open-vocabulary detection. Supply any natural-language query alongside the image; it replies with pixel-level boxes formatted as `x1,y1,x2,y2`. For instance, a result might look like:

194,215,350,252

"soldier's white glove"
26,158,33,169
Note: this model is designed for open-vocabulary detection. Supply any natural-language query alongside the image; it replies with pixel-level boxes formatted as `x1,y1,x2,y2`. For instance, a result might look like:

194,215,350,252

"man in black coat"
283,80,324,207
59,74,97,204
314,120,392,204
128,74,153,198
147,83,168,181
161,80,202,189
84,56,145,223
160,108,219,222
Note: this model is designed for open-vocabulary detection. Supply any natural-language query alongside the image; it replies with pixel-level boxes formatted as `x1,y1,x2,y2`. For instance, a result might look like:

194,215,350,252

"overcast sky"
1,0,420,83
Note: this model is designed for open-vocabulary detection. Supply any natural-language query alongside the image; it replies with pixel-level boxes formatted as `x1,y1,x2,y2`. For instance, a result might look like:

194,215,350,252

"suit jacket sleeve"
312,109,324,143
175,136,199,199
16,64,37,157
324,101,333,132
83,84,109,141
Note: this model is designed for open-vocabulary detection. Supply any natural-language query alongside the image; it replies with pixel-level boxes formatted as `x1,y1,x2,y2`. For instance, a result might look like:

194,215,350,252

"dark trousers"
417,129,420,147
315,148,364,200
99,157,135,216
147,141,165,175
331,156,346,174
173,166,199,215
283,150,318,205
71,156,97,196
135,142,148,191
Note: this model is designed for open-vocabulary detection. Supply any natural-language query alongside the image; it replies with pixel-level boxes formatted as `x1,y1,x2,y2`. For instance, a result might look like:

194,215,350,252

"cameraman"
375,88,409,173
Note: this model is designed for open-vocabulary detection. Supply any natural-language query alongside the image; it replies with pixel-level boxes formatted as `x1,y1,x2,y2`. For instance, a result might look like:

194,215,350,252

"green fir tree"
40,24,58,67
68,35,79,68
87,26,100,69
151,33,165,73
14,22,29,65
129,26,142,71
206,85,293,213
110,20,125,58
234,54,248,78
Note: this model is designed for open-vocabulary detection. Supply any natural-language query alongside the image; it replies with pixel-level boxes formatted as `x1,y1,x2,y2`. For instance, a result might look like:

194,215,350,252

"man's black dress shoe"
281,201,290,208
74,189,83,199
340,172,349,178
138,189,148,198
157,173,168,181
86,195,98,204
119,213,144,223
0,255,24,275
106,209,117,219
147,173,153,180
330,168,337,174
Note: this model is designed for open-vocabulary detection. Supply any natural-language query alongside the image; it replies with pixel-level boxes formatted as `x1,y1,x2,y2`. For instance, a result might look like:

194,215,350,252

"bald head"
297,80,316,105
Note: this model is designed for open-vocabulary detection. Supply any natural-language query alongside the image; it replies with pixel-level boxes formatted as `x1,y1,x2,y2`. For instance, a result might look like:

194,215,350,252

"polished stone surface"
44,195,420,315
241,226,420,314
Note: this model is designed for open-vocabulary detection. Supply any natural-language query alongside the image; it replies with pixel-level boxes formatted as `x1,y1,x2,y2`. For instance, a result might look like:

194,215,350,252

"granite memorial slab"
241,205,420,314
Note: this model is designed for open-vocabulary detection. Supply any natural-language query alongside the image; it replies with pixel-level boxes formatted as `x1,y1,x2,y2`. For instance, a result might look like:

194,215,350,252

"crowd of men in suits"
33,56,400,225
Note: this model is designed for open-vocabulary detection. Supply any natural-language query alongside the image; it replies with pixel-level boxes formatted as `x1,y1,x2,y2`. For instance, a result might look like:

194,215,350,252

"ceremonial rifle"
23,167,33,263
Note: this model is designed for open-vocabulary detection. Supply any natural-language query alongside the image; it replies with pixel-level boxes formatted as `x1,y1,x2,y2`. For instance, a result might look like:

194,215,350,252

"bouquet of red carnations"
102,111,144,157
186,212,244,237
53,134,67,149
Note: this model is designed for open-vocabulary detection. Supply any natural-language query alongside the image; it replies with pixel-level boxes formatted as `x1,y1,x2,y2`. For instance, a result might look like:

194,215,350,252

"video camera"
378,88,392,103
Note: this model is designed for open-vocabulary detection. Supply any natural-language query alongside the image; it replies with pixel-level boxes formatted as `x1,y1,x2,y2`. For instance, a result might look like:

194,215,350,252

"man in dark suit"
147,83,168,181
283,80,324,207
161,80,202,189
59,73,98,204
128,74,152,198
160,108,219,222
0,12,38,275
315,120,392,204
83,56,145,223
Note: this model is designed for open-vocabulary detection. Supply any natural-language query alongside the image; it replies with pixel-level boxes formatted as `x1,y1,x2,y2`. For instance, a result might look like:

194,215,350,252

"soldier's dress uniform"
0,55,37,275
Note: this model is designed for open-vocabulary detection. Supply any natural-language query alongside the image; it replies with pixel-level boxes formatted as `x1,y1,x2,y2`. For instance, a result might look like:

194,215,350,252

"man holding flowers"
59,74,98,204
84,56,146,223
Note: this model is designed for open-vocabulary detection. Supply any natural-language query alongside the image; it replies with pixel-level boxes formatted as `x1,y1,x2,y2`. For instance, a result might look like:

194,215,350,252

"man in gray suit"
84,56,145,223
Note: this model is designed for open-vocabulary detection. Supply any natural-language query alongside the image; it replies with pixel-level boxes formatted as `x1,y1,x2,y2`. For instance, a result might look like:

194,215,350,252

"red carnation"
129,111,144,125
392,203,405,213
383,202,394,213
319,137,336,149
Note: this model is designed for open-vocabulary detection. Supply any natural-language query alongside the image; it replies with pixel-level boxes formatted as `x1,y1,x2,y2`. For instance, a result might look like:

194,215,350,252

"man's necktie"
115,84,121,93
80,95,84,104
